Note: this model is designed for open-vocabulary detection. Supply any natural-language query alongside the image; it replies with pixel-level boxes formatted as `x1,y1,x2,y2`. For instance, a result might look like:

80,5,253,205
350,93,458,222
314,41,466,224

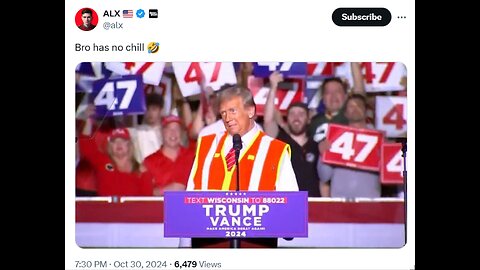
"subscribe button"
332,8,391,26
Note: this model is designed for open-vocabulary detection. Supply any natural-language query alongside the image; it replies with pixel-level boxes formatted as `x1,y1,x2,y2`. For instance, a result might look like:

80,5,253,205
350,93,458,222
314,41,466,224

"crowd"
75,62,406,198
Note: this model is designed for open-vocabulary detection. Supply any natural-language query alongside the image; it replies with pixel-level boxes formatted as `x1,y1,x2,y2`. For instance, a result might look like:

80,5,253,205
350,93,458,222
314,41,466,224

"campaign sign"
361,62,407,92
252,62,307,77
248,76,304,116
76,62,95,76
91,75,145,117
381,143,404,184
306,62,346,76
164,191,308,238
172,62,237,97
375,96,407,138
104,62,165,86
323,124,383,171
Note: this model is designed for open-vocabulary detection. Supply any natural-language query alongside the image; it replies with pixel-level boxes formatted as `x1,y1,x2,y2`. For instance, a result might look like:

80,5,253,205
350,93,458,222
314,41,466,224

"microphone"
232,134,242,189
231,134,242,249
233,134,243,151
233,134,242,161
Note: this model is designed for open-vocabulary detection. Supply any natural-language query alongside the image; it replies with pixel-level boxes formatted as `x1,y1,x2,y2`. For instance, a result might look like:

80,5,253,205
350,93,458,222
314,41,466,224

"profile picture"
75,7,98,31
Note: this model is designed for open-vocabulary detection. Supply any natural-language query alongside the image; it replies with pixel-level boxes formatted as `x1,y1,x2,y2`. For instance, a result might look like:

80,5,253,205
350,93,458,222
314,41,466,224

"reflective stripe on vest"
192,131,289,191
191,134,216,190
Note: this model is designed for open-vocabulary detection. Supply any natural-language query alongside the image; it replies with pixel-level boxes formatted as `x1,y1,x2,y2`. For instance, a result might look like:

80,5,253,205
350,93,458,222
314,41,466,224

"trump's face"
219,96,254,136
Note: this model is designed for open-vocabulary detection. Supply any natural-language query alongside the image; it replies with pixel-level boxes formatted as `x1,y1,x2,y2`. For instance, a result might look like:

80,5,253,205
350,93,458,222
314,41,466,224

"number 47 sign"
172,62,237,97
91,75,145,117
376,96,407,138
381,143,404,184
322,124,384,171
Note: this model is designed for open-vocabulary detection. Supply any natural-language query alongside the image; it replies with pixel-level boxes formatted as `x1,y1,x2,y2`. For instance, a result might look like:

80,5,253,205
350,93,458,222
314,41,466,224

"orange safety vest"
191,130,291,191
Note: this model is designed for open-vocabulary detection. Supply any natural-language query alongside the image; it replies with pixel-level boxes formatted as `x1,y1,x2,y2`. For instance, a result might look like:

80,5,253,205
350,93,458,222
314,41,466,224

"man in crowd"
129,93,165,162
143,115,195,195
317,94,380,198
263,71,321,197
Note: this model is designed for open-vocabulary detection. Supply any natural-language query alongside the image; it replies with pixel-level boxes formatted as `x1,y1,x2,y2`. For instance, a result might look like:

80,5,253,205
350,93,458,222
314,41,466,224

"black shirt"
277,128,321,197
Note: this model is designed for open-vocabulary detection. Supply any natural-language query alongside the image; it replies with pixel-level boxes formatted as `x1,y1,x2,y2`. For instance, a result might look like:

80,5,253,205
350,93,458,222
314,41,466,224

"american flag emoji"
123,10,133,18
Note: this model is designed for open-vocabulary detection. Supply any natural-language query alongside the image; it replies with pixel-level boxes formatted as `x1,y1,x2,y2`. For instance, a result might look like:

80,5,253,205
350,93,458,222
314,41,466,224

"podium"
164,191,308,248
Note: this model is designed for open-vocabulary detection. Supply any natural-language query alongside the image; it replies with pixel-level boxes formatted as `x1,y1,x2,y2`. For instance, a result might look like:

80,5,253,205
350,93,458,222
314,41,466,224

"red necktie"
226,147,236,171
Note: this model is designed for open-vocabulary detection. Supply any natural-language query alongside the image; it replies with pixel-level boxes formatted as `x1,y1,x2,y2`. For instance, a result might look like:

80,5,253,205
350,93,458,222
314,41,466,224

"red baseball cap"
108,128,131,141
161,115,182,127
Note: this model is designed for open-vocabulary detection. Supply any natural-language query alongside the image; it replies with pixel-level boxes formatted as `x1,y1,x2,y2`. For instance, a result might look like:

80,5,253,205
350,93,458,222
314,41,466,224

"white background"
66,0,415,269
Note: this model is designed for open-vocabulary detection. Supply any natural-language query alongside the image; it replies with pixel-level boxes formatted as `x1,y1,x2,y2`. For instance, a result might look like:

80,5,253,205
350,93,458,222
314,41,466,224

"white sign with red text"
323,124,383,171
375,96,407,138
310,62,406,93
335,62,407,92
172,62,237,97
381,143,404,184
359,62,407,92
105,62,165,86
307,62,347,77
248,76,304,116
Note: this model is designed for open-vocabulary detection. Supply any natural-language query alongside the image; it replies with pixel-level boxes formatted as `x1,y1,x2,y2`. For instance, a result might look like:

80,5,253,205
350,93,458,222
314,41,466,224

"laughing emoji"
147,42,159,54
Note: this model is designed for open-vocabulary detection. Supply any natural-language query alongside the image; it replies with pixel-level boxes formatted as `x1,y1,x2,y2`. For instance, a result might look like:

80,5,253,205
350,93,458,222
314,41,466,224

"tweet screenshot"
66,0,414,269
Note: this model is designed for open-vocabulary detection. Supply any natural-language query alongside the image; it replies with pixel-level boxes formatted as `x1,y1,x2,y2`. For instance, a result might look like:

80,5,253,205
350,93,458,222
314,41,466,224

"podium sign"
164,191,308,238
